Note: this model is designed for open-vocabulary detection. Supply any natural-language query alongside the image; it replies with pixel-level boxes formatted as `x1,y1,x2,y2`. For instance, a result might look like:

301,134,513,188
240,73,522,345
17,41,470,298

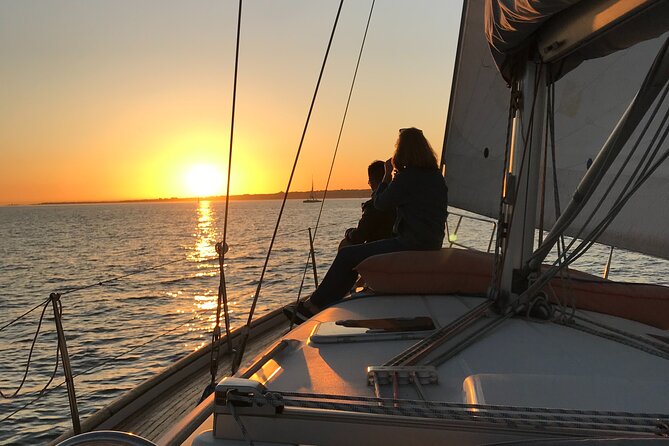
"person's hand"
383,158,393,183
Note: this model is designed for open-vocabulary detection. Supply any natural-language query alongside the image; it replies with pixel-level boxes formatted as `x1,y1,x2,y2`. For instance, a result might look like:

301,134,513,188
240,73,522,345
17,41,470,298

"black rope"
208,0,242,390
541,80,669,270
232,0,345,373
540,79,669,275
547,82,567,256
563,116,669,268
0,297,50,333
0,312,202,423
56,256,189,297
0,298,58,399
291,0,376,328
517,98,669,309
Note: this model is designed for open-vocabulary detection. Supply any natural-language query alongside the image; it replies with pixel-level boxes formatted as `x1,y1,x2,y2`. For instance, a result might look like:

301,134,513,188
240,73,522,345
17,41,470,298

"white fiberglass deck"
190,294,669,445
253,294,669,412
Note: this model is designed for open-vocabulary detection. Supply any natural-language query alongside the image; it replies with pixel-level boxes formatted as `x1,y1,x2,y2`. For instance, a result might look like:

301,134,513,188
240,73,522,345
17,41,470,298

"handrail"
446,210,497,253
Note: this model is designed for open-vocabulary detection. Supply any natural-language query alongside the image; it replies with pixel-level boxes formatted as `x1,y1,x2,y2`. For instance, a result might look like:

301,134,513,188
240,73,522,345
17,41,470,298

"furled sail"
442,0,669,260
486,0,669,82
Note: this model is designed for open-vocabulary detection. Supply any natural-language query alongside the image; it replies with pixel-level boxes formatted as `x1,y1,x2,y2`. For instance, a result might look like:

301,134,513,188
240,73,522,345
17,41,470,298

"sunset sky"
0,1,462,204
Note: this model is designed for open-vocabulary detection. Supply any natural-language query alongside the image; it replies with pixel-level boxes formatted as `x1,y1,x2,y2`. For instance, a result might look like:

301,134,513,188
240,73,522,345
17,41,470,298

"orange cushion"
355,248,494,296
356,248,669,330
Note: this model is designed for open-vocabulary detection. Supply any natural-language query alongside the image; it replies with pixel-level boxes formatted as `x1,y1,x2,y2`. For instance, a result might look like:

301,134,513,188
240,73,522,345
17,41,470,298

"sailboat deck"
116,320,289,442
47,313,291,445
259,294,669,412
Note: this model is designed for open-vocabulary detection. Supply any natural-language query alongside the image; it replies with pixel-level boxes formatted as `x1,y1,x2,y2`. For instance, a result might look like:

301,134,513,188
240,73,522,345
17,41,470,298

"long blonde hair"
392,127,438,171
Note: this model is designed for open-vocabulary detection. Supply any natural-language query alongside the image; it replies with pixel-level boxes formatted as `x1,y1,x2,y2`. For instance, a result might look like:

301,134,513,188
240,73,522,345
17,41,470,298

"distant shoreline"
2,189,371,206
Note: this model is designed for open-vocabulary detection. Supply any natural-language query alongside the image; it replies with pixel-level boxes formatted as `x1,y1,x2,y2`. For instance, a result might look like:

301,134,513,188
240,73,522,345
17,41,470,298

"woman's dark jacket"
373,167,448,250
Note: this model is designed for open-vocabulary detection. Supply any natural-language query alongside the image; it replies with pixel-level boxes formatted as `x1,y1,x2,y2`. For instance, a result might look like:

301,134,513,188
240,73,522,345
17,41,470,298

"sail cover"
442,0,669,261
486,0,669,82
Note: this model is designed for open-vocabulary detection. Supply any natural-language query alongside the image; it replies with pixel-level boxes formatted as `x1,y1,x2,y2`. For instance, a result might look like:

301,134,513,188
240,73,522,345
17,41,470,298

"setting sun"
184,164,224,197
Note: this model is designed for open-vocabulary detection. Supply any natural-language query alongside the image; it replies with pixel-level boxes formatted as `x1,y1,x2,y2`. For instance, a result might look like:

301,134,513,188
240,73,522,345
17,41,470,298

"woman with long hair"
287,127,448,323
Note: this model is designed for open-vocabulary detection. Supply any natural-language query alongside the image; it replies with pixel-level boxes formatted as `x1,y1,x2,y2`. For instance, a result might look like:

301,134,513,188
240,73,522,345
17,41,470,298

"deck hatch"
309,317,435,344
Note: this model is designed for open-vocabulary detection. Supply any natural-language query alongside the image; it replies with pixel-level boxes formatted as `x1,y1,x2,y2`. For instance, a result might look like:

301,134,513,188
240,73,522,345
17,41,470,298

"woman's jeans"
309,237,410,309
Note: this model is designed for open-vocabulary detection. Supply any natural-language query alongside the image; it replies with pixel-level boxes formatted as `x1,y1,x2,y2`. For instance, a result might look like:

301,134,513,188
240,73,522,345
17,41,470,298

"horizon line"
1,188,371,207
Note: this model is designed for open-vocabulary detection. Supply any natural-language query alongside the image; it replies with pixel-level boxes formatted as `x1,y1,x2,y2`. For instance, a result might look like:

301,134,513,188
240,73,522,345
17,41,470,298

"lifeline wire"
56,256,189,297
0,312,202,423
0,297,50,333
232,0,345,373
291,0,377,327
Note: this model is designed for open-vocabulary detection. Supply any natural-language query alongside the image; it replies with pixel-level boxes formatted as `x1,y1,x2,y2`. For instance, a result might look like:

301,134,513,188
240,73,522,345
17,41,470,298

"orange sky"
0,1,462,204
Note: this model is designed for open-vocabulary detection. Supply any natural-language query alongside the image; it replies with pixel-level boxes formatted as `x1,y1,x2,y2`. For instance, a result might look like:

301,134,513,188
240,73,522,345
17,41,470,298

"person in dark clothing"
285,127,448,323
339,160,396,249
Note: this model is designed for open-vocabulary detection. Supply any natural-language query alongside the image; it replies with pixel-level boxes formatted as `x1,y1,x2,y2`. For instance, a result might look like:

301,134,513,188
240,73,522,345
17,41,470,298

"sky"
0,0,462,204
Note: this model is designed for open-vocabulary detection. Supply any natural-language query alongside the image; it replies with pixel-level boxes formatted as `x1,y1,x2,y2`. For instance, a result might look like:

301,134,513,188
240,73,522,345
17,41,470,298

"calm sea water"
1,199,667,445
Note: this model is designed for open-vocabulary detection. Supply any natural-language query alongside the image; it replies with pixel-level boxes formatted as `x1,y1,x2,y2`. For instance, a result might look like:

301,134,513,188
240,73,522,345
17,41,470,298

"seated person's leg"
308,237,406,311
338,237,355,251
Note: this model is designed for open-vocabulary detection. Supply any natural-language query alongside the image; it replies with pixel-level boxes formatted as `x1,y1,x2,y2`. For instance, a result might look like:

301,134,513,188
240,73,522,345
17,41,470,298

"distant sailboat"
303,178,321,203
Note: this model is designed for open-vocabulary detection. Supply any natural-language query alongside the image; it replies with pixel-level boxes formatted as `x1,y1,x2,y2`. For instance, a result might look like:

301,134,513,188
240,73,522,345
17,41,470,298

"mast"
494,59,547,302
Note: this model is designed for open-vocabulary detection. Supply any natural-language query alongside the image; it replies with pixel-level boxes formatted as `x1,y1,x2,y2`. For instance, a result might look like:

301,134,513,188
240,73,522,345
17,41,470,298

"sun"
184,164,224,197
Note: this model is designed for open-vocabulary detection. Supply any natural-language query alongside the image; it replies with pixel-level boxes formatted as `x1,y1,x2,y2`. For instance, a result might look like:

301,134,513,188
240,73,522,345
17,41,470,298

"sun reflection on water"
186,200,222,349
192,200,218,261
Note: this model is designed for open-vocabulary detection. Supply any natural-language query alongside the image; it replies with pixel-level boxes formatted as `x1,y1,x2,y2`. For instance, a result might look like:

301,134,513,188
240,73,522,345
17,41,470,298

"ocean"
1,199,667,445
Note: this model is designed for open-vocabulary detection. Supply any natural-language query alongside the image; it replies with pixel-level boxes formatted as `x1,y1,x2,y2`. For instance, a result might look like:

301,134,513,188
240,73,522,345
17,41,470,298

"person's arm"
345,204,377,243
374,169,411,211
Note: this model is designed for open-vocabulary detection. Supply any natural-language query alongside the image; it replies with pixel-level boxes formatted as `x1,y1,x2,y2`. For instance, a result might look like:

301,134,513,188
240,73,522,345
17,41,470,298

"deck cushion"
356,248,669,330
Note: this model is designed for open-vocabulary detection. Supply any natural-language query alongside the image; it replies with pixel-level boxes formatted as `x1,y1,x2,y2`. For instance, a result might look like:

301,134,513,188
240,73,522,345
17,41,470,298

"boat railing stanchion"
445,211,497,251
448,215,463,248
50,292,81,434
487,221,497,253
603,246,614,279
308,227,319,288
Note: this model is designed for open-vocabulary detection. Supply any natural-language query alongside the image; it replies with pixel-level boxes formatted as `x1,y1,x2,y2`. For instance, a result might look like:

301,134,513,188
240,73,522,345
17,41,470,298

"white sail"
442,0,669,260
441,0,509,221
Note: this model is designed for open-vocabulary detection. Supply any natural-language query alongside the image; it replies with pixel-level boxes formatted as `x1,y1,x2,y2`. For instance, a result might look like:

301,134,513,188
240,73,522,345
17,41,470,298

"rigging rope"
0,297,50,333
0,298,60,400
538,80,669,271
207,0,242,393
291,0,377,328
517,79,669,302
231,0,345,374
56,256,190,297
1,311,202,423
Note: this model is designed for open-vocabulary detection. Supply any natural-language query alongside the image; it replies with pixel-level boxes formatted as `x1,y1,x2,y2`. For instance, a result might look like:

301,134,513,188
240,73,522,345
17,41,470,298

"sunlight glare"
184,164,224,197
